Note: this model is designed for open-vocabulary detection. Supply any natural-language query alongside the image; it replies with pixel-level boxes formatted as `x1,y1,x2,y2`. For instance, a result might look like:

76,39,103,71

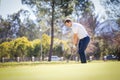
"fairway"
0,61,120,80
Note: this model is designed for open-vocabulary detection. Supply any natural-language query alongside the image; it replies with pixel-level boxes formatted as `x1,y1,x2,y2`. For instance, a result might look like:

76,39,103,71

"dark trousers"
78,36,90,63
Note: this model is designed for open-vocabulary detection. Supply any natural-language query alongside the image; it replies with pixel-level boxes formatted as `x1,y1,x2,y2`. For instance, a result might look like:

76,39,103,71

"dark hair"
64,19,71,23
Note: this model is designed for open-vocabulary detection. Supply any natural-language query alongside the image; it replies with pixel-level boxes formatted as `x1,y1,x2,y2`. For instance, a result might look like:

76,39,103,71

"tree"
0,9,39,42
113,32,120,60
13,37,30,61
117,18,120,26
53,38,62,56
41,34,50,57
101,0,120,19
0,16,12,39
75,0,94,18
0,42,11,59
28,39,40,57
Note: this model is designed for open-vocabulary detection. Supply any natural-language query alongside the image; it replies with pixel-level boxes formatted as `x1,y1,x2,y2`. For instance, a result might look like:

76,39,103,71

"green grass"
0,61,120,80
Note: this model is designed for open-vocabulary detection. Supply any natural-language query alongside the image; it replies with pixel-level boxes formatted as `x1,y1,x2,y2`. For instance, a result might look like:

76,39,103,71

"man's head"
64,18,72,27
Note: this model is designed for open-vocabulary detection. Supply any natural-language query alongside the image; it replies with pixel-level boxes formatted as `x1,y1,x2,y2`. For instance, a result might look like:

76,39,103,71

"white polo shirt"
71,22,89,40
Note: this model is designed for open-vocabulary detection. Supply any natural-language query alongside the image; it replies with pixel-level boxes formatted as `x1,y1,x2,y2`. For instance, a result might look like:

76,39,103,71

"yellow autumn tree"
41,34,50,56
0,42,11,59
30,39,40,57
13,37,31,60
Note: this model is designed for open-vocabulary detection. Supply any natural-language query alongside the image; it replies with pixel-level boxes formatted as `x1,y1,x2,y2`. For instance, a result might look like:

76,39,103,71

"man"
64,18,90,63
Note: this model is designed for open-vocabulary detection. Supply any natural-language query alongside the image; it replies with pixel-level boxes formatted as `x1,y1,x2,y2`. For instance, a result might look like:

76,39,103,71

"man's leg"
78,36,90,63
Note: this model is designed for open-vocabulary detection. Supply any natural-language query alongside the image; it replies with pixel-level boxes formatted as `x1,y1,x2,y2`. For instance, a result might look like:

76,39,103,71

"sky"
0,0,106,21
0,0,36,20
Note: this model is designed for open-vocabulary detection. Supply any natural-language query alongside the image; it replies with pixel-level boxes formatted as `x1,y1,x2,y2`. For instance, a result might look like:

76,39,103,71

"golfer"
64,18,90,63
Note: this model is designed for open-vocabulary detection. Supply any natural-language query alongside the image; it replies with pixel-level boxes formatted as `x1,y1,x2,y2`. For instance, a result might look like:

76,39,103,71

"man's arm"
73,33,78,46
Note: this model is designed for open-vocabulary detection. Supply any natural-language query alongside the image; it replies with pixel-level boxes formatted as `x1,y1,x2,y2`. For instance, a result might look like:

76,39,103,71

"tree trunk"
48,0,55,61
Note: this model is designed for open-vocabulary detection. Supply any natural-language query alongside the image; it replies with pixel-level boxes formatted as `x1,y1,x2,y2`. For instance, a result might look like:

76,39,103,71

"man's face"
65,22,72,27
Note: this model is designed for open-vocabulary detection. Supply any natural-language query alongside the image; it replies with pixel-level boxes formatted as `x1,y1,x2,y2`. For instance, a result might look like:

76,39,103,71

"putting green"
0,61,120,80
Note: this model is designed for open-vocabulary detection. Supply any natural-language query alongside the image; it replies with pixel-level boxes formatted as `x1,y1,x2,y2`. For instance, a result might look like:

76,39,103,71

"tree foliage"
0,42,11,58
0,9,39,41
101,0,120,19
